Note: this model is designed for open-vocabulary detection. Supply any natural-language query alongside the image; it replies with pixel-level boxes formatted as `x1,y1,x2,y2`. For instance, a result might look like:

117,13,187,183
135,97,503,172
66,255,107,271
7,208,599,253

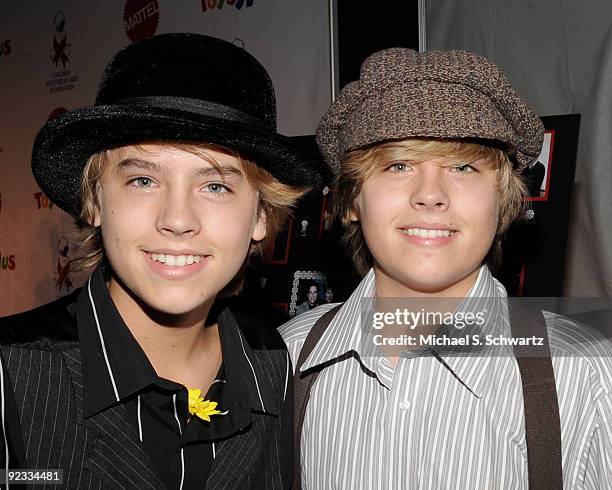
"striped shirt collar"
300,265,509,398
75,265,277,418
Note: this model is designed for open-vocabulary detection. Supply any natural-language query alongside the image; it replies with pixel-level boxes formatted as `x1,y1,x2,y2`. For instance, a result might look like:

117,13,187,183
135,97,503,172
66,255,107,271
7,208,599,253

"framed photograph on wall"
523,130,555,201
289,270,330,317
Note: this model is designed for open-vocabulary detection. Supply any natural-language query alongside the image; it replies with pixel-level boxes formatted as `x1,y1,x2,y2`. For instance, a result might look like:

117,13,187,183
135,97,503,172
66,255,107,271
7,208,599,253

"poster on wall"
0,0,334,316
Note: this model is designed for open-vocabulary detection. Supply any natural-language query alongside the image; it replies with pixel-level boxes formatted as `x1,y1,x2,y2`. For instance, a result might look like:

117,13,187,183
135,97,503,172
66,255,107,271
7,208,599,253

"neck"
108,275,221,389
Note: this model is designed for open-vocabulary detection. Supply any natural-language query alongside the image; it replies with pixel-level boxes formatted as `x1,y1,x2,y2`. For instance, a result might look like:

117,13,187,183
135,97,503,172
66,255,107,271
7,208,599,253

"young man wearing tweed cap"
280,49,612,489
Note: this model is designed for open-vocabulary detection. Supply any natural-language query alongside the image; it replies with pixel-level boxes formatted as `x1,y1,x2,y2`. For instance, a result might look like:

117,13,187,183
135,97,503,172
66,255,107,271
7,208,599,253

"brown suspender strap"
293,304,342,490
293,303,563,489
508,302,563,489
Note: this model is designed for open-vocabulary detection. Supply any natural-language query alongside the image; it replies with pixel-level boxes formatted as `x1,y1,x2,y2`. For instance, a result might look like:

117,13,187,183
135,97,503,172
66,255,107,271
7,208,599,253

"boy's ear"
252,207,267,241
92,187,102,227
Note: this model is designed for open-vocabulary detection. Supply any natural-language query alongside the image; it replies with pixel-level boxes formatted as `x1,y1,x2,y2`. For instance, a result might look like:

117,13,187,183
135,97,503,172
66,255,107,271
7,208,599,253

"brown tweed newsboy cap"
316,48,544,174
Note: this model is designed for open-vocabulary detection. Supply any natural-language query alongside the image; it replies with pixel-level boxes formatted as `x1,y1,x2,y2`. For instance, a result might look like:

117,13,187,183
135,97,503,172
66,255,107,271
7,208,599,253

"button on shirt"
280,266,612,489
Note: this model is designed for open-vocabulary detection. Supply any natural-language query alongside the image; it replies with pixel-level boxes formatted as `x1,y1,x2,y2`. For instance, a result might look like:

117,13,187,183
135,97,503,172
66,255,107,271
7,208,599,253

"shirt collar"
76,265,277,418
299,265,510,398
76,266,157,417
215,308,278,416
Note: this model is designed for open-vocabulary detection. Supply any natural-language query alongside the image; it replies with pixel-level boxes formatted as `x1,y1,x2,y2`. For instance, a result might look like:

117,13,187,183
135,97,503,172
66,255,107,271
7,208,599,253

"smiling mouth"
148,253,207,267
400,227,457,238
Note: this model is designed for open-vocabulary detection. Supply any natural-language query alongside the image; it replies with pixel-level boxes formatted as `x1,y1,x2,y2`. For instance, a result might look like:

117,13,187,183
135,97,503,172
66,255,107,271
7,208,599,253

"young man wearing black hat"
281,49,612,488
0,34,325,489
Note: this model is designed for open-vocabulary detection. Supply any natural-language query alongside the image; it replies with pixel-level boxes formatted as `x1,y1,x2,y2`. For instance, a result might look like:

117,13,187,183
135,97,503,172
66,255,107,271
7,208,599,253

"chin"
388,265,462,294
410,279,457,295
149,300,210,319
139,288,214,316
410,267,482,295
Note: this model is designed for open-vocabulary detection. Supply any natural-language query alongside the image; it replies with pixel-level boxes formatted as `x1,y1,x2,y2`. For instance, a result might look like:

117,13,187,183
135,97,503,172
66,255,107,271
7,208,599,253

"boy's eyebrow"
194,165,243,178
115,159,164,174
115,159,243,178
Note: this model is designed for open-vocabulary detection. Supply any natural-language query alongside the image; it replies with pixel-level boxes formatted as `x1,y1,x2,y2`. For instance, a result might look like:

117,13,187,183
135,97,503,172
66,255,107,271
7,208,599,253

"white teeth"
150,253,204,267
402,228,454,238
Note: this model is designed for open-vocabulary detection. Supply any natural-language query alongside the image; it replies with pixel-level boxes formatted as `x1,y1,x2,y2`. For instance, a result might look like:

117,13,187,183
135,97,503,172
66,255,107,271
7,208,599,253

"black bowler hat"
32,33,328,215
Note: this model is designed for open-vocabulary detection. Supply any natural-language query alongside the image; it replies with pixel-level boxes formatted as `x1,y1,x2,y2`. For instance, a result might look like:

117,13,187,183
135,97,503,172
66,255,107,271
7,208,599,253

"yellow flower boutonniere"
188,388,221,422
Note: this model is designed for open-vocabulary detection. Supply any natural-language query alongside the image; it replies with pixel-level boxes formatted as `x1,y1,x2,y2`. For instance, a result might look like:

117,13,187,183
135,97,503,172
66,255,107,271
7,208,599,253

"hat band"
115,96,272,131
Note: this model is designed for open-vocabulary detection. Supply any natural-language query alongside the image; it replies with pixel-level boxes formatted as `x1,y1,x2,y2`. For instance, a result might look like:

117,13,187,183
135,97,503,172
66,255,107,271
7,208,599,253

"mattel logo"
124,0,160,42
200,0,254,12
0,39,11,56
0,253,16,271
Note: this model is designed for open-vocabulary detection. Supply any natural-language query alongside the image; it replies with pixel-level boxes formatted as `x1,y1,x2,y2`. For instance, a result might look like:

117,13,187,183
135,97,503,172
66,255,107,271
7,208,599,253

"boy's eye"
204,183,229,194
451,164,476,173
388,162,410,173
129,176,156,187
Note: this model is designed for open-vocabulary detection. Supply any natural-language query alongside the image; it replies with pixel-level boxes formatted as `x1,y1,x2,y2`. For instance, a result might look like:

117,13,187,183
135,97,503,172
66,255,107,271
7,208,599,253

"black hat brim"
32,103,329,215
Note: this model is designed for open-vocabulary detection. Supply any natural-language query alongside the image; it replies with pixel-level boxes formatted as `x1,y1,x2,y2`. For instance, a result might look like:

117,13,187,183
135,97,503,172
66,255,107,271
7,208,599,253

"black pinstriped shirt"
0,265,293,489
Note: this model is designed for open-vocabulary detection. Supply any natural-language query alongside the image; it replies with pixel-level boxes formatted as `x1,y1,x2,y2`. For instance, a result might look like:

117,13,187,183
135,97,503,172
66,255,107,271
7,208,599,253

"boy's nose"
156,191,200,236
409,166,450,210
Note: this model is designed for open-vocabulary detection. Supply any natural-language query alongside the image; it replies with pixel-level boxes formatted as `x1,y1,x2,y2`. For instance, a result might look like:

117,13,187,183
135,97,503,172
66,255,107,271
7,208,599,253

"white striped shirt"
279,266,612,489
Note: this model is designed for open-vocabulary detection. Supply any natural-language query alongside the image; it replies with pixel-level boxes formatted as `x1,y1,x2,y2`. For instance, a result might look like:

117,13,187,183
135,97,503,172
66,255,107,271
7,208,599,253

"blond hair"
72,142,307,295
334,138,528,276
